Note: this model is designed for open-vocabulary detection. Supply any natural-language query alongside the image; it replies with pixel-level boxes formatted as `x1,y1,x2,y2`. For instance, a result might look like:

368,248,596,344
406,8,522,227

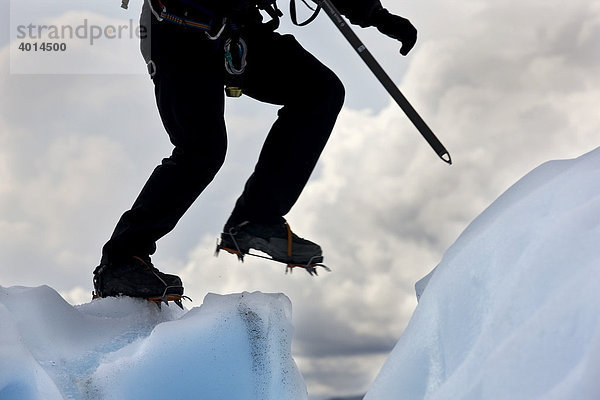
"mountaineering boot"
93,256,184,305
217,221,325,270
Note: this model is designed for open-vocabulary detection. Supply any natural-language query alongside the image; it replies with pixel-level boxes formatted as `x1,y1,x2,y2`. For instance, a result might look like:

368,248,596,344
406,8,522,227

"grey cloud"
286,0,599,395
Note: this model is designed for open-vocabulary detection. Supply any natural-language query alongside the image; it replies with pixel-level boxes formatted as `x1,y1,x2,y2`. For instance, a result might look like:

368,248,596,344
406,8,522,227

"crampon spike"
216,239,332,275
214,238,222,257
93,292,191,309
216,242,245,262
147,294,191,309
286,263,331,276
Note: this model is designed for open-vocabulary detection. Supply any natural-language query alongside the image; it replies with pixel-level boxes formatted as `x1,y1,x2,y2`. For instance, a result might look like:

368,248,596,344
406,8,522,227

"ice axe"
314,0,452,165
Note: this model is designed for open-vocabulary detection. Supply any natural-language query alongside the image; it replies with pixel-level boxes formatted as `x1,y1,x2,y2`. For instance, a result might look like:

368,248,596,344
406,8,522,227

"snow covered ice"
0,289,307,400
366,147,600,400
3,148,600,400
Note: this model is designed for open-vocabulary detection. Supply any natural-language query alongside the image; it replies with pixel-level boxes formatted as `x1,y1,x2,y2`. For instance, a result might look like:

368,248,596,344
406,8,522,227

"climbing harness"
146,0,228,40
223,0,318,98
121,0,322,97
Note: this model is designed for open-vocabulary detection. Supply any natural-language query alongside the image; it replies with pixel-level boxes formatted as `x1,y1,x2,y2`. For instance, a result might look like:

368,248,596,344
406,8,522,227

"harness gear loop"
285,222,293,258
205,20,227,40
146,59,157,78
289,0,322,26
147,0,226,39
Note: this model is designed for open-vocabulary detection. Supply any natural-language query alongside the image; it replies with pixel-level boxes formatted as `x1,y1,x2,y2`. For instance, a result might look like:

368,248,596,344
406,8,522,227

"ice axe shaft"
315,0,452,165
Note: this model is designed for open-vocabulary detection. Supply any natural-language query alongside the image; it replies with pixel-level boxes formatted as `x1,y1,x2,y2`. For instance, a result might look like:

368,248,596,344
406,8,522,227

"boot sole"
219,234,323,265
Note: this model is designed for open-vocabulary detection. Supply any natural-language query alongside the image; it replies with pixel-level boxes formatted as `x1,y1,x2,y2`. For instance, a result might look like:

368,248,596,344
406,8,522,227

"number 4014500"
18,42,67,52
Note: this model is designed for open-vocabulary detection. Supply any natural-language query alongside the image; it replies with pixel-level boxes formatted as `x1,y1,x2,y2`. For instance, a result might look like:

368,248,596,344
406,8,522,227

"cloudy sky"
1,0,599,398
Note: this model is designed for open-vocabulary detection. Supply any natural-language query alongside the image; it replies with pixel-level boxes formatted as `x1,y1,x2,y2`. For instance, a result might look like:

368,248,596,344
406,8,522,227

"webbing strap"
159,9,212,31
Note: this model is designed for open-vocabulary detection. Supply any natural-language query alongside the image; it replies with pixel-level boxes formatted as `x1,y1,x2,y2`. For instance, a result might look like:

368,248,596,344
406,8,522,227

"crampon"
92,256,191,309
215,239,332,276
92,290,191,310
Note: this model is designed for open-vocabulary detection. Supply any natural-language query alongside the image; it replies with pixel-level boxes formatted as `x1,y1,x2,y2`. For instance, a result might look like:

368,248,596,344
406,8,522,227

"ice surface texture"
0,288,306,400
366,148,600,400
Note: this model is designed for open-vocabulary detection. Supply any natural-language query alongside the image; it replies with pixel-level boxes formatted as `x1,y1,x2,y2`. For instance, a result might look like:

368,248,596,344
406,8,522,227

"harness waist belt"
150,0,216,32
159,9,212,31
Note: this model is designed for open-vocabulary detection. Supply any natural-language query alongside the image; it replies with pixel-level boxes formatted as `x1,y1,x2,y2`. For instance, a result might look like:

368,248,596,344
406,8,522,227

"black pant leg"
102,20,227,263
226,30,345,227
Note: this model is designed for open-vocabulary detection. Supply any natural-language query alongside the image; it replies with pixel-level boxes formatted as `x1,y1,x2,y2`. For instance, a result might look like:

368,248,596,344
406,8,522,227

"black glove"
371,8,417,56
333,0,384,28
